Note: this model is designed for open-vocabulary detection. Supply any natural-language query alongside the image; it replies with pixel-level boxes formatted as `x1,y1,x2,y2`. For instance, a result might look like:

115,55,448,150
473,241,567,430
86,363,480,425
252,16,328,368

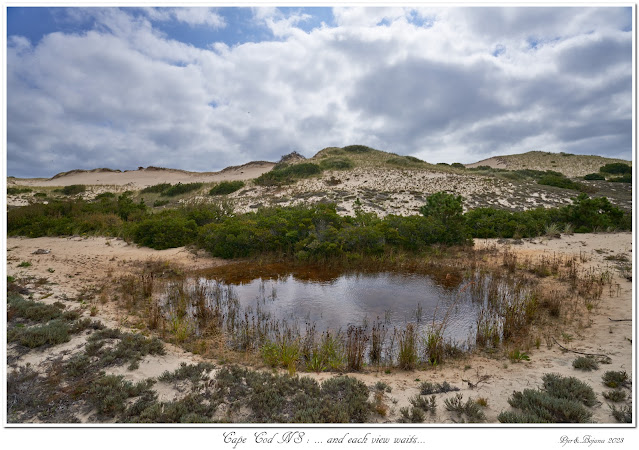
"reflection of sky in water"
210,272,481,346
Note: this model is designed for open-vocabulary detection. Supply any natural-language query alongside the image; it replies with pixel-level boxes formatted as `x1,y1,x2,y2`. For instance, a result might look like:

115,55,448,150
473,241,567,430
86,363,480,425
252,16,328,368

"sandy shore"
5,232,633,424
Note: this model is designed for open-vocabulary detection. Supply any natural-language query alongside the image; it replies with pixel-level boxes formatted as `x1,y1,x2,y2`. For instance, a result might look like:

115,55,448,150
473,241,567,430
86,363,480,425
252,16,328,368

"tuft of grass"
572,356,599,371
398,406,425,423
409,394,437,414
17,261,32,268
57,185,86,196
88,375,155,417
508,349,530,362
444,393,486,423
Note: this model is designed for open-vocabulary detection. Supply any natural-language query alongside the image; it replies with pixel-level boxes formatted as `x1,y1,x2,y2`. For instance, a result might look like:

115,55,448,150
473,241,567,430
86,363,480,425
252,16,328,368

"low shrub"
7,187,32,195
583,173,606,181
162,182,204,197
209,180,245,195
319,157,354,171
141,183,172,194
59,185,86,196
600,163,631,175
608,174,632,183
538,174,586,192
254,163,322,186
602,371,628,388
572,356,599,371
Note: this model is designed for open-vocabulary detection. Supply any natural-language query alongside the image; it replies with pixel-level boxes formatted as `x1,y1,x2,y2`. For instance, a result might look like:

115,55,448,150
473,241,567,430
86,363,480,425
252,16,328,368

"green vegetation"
7,293,103,349
602,371,629,388
139,182,203,196
208,180,245,196
141,183,172,194
342,145,374,153
608,174,632,183
572,356,599,371
600,163,631,175
8,187,630,257
537,174,588,192
584,173,606,181
7,187,32,195
498,374,595,423
319,157,354,171
255,162,322,186
162,182,204,197
56,185,86,196
419,381,459,395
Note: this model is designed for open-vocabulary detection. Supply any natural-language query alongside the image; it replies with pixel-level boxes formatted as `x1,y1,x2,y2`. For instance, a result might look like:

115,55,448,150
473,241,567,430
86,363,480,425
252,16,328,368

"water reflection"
200,264,478,346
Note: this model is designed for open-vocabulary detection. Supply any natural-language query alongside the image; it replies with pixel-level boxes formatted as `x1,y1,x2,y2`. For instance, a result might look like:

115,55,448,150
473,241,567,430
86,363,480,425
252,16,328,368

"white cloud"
6,6,632,177
143,7,226,28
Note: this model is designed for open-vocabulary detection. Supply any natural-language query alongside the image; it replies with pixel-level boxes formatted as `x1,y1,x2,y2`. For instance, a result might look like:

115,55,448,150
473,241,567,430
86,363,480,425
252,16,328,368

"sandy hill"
8,162,275,189
7,146,632,214
466,151,631,178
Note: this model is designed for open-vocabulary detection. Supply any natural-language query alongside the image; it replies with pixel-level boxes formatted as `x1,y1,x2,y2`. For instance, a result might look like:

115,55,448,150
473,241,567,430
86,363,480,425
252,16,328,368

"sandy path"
5,233,633,423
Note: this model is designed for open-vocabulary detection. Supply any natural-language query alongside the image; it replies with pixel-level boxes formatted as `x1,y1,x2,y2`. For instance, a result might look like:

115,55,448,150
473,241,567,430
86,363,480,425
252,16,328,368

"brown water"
199,263,484,347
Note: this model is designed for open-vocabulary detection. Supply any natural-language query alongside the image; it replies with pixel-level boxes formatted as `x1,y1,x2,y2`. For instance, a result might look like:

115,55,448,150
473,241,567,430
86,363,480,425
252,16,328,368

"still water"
200,264,483,346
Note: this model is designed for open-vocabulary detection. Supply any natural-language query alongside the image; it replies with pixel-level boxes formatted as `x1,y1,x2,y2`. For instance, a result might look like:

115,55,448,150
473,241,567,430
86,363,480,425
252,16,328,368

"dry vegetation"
5,146,633,424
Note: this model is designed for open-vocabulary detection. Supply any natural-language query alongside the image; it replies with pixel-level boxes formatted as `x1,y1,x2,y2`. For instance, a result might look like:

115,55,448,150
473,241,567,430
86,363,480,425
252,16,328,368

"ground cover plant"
498,373,596,423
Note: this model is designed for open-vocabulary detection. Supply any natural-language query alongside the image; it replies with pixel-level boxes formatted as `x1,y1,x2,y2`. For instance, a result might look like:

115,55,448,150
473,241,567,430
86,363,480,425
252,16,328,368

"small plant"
419,381,459,395
610,404,632,423
47,268,55,273
398,406,425,423
409,394,437,414
602,389,626,402
444,393,486,423
572,356,599,371
602,371,629,388
508,349,530,362
374,381,392,393
17,261,32,268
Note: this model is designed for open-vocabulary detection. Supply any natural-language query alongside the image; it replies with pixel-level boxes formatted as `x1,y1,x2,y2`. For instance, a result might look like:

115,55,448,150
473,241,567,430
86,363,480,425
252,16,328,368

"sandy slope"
8,162,275,189
5,232,633,424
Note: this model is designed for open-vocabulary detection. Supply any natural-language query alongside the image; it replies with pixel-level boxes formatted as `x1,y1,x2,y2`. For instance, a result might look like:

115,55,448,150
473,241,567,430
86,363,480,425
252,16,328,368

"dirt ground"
5,232,634,424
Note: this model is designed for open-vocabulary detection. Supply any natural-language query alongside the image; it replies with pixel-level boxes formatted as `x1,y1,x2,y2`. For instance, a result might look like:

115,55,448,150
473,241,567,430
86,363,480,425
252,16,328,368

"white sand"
6,232,633,423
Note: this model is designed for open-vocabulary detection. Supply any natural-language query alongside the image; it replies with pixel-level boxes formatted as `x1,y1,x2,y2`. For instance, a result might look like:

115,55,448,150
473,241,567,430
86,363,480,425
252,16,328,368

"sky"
5,4,634,178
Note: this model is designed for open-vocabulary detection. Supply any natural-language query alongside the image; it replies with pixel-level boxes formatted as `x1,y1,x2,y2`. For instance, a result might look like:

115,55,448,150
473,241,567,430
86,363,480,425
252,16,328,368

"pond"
189,263,518,350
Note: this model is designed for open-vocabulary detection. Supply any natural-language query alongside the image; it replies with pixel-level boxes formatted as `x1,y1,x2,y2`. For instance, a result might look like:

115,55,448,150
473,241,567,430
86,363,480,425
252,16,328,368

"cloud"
143,7,226,28
6,6,632,178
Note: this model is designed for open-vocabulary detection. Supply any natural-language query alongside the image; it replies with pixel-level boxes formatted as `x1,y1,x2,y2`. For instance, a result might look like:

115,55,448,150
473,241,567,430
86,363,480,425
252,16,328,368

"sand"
8,162,275,189
5,231,633,424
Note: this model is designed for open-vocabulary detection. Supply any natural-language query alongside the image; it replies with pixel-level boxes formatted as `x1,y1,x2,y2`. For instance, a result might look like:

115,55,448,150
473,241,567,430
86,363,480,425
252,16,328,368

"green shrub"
162,182,204,197
59,185,86,196
608,174,632,183
583,173,606,181
602,371,628,388
538,174,586,192
133,211,198,249
499,373,595,423
451,163,465,169
419,192,471,245
152,199,169,207
572,356,599,371
208,180,245,195
319,157,354,170
342,145,374,153
255,163,322,186
7,187,32,195
542,373,597,407
141,183,172,194
600,163,631,174
420,381,459,395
